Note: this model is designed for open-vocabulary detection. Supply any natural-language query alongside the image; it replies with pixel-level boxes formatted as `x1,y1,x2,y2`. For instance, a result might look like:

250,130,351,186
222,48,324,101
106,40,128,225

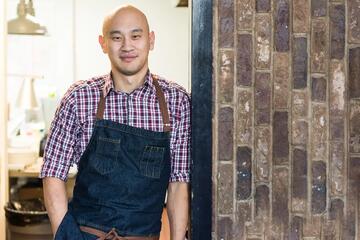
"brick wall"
213,0,360,239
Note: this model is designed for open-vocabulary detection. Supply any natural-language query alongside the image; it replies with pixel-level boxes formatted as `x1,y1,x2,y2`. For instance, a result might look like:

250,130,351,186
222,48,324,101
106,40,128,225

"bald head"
102,5,150,37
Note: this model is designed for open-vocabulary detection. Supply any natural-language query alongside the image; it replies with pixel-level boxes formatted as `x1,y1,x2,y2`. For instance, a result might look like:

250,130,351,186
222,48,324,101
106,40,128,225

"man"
40,5,190,240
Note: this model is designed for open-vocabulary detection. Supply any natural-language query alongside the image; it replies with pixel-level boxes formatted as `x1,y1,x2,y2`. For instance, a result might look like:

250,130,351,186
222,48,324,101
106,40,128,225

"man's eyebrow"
131,29,143,33
109,30,122,36
108,29,143,36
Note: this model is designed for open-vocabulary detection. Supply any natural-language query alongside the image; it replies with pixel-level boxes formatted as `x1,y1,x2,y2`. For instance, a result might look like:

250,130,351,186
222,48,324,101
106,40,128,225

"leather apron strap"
96,96,106,120
152,78,171,132
95,77,171,132
80,226,159,240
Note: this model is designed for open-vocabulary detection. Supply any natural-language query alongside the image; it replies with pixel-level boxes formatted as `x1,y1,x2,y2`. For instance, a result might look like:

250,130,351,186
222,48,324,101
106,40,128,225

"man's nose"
121,37,133,51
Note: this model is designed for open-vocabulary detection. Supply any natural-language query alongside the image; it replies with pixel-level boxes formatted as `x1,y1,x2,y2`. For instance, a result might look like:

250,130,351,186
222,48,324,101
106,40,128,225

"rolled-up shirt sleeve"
40,88,79,181
169,92,191,183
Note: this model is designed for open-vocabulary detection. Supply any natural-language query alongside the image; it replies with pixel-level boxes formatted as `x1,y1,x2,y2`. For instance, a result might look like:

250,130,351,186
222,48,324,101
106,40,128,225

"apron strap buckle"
102,228,123,240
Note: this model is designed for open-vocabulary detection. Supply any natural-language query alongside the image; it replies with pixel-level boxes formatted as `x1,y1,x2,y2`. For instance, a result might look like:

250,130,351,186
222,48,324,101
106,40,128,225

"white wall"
75,0,190,90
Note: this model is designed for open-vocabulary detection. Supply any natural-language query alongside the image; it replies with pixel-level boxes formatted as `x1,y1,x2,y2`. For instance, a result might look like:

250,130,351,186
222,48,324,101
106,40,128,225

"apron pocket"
140,146,165,178
91,136,121,174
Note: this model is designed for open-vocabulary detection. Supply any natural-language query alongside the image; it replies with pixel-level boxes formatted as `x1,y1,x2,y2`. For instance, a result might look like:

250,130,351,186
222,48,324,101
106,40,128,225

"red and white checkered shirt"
40,72,191,182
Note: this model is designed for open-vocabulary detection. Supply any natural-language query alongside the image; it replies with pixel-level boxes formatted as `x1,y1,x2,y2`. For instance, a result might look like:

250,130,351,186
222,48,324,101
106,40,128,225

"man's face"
99,9,154,77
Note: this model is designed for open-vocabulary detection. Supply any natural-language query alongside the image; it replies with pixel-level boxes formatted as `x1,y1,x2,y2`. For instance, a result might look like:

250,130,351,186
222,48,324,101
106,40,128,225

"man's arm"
43,177,68,235
40,87,79,235
167,182,189,240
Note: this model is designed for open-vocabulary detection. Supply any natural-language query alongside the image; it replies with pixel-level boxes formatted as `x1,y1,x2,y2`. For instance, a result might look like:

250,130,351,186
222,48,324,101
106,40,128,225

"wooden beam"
0,0,8,238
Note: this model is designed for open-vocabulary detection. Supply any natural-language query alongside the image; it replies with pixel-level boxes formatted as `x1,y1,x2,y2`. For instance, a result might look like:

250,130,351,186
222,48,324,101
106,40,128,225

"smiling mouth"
120,55,137,63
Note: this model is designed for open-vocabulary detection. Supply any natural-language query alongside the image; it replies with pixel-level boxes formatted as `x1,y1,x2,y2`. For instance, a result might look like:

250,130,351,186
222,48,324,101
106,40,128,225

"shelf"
9,158,77,178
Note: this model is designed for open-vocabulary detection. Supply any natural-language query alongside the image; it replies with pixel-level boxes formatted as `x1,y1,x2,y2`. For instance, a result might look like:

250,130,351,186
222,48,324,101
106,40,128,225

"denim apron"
54,77,171,240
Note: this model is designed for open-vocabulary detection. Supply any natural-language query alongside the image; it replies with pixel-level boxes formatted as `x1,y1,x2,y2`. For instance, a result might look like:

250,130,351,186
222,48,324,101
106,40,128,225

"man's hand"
42,177,68,235
167,182,189,240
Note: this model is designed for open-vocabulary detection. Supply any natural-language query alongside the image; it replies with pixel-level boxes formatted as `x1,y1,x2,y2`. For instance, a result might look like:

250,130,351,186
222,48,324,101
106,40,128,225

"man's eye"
112,36,122,41
132,35,141,39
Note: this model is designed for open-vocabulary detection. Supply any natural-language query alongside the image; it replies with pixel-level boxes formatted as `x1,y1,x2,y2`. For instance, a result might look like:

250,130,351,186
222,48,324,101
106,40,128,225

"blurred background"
1,0,190,239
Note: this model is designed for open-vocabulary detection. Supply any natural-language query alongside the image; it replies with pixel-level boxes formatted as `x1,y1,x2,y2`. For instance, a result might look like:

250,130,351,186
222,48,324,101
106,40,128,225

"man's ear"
99,35,108,53
149,31,155,51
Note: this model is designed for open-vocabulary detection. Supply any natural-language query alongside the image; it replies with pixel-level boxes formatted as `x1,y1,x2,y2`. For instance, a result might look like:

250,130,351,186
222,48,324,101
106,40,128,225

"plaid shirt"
40,72,191,182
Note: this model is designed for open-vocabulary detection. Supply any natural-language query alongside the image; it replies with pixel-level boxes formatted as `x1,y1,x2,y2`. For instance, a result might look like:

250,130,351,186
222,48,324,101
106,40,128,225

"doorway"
190,0,213,239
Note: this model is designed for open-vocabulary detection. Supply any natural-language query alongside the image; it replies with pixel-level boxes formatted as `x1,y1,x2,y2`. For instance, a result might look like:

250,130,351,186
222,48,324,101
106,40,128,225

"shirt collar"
102,70,154,97
102,73,113,97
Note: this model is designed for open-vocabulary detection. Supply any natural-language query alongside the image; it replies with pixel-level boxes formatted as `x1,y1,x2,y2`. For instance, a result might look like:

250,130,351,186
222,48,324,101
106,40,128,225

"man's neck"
111,69,148,94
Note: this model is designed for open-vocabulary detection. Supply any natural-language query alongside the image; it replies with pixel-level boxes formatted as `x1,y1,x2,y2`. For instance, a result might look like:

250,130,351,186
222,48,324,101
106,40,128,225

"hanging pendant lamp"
8,0,47,35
